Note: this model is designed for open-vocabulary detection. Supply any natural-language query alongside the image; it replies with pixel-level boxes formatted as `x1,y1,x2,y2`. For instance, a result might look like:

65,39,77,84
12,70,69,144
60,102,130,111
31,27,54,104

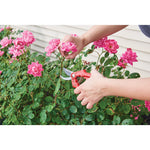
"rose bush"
0,26,150,125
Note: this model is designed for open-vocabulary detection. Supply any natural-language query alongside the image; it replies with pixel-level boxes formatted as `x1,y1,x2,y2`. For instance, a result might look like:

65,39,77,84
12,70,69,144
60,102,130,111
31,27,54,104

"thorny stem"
96,49,105,67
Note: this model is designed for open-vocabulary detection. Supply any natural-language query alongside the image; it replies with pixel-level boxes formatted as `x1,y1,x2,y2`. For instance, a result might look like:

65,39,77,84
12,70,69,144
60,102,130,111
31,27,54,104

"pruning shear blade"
60,75,71,80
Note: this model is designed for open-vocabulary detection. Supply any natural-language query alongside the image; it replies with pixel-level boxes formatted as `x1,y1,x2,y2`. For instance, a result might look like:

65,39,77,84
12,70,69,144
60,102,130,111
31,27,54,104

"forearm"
105,78,150,101
80,25,128,46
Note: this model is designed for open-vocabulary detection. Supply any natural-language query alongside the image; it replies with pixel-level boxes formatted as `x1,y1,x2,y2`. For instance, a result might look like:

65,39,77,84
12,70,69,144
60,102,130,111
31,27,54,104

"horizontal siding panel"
40,25,87,36
114,27,150,43
110,35,150,53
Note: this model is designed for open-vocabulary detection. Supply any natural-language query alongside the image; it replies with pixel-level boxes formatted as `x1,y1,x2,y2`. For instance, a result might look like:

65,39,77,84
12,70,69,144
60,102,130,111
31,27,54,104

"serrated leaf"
85,114,93,121
106,108,114,116
112,115,121,125
128,72,140,79
46,104,55,112
32,102,40,109
40,110,47,124
103,66,112,77
99,100,107,109
125,70,130,76
104,58,113,66
70,105,77,113
104,52,109,58
97,111,105,121
121,104,131,114
100,57,105,64
28,113,35,119
121,119,133,125
91,45,95,50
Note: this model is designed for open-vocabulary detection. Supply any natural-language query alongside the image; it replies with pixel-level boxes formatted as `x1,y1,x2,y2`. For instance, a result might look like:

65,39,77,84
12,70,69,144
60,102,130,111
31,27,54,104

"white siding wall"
1,25,150,78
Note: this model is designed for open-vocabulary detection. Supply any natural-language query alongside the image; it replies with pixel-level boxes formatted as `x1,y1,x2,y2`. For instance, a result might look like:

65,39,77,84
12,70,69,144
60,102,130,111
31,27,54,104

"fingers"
86,102,94,109
81,98,89,106
74,86,81,94
77,93,84,101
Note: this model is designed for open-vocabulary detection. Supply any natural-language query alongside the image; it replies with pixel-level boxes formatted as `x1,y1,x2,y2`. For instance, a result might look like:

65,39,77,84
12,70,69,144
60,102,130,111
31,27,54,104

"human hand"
59,35,85,59
74,68,108,109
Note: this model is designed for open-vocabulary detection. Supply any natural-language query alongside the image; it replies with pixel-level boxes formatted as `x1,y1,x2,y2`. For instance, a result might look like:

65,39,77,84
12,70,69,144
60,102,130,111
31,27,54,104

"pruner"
60,68,91,88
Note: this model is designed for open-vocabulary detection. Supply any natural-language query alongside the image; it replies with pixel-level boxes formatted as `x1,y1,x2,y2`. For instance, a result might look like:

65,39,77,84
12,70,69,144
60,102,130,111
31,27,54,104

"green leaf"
38,92,44,98
85,114,93,121
103,66,112,77
106,108,114,116
104,58,113,66
121,119,133,125
112,115,121,125
40,110,47,124
36,55,45,63
104,52,109,58
102,119,111,125
121,104,131,114
31,52,38,59
24,118,32,125
62,109,68,116
64,91,71,99
131,99,144,106
45,96,53,102
28,113,35,119
97,111,105,121
70,105,77,113
32,102,40,109
100,57,105,64
46,103,55,112
87,104,98,113
54,78,60,96
14,93,21,101
111,104,116,110
91,45,95,50
125,70,130,76
128,72,140,79
45,57,50,62
99,100,108,109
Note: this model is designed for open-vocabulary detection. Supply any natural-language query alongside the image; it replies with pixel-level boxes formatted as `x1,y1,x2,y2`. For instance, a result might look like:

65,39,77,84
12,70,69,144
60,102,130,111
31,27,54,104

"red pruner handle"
71,70,91,88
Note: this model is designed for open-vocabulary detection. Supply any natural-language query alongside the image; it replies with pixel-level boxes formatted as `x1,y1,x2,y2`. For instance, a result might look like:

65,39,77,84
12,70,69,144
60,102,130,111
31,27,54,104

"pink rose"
6,26,11,30
8,46,24,58
27,61,44,77
118,58,127,68
134,116,139,120
0,28,4,32
60,41,77,53
22,30,35,46
45,39,60,56
130,114,133,117
103,39,119,54
13,37,25,50
0,70,2,75
0,37,12,48
0,50,4,56
145,101,150,111
118,48,138,68
93,37,108,48
121,48,138,65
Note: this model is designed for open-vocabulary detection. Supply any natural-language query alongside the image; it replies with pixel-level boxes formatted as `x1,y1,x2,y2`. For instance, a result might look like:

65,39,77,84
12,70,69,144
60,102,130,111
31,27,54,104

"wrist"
97,77,112,97
80,34,90,47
